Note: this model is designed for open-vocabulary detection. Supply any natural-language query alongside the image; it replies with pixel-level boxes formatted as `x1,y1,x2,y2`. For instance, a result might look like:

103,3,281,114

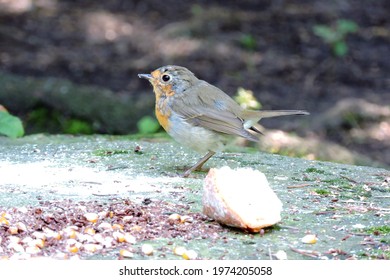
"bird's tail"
241,109,309,128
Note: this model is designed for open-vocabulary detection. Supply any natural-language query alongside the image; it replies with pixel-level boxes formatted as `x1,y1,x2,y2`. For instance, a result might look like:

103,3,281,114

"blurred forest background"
0,0,389,168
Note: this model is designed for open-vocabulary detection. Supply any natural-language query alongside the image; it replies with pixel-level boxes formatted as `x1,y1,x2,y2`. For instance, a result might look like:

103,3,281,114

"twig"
278,225,299,231
374,195,390,199
339,200,369,204
92,193,118,197
346,231,370,237
289,247,321,259
314,211,336,215
287,183,312,189
340,175,359,184
80,181,102,185
106,165,129,171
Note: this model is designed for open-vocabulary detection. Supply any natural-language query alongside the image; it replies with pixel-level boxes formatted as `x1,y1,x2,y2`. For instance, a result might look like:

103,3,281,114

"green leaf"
191,4,203,17
239,34,257,51
337,19,358,34
333,41,348,57
313,25,338,43
0,111,24,138
234,87,262,110
137,116,160,134
64,119,93,134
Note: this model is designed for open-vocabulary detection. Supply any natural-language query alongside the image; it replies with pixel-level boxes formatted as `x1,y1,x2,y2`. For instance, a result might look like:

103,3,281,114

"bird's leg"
182,151,216,177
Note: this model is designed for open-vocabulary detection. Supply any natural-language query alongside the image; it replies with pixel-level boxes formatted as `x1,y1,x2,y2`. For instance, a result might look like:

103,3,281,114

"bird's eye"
162,74,171,82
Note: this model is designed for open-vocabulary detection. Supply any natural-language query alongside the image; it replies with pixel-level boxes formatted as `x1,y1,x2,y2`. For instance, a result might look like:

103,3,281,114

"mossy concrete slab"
0,134,389,259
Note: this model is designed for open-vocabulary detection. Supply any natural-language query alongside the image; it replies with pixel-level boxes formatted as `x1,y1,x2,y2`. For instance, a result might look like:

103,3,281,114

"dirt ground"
0,0,389,166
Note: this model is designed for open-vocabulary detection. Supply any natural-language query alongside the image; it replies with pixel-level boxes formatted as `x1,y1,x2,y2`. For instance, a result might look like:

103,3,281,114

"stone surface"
0,134,389,260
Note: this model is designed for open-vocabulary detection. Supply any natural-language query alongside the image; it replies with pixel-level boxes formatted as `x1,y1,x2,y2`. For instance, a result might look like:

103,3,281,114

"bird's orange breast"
155,105,170,132
150,71,176,132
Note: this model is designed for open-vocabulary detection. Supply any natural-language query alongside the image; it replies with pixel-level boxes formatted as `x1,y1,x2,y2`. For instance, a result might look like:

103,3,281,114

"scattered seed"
67,244,80,253
112,223,124,230
168,213,181,221
8,226,19,235
26,246,41,254
8,236,21,244
30,238,45,249
16,222,27,232
98,222,113,231
352,224,366,229
98,211,107,219
84,228,96,235
180,215,193,223
183,249,197,260
124,233,136,244
301,234,318,244
131,225,142,232
66,229,77,239
274,250,288,260
93,233,105,244
51,232,62,240
141,244,154,255
0,198,227,259
0,212,11,225
122,216,133,223
102,236,114,248
173,246,187,256
113,231,125,242
8,243,24,253
22,236,33,245
32,231,46,240
77,233,94,243
120,249,134,258
83,243,100,253
84,213,99,223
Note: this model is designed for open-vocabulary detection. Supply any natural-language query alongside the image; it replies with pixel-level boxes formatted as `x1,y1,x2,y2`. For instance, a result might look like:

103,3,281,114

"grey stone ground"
0,134,389,259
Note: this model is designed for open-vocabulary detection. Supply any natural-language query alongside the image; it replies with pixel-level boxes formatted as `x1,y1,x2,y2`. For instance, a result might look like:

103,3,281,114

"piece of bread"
203,166,282,232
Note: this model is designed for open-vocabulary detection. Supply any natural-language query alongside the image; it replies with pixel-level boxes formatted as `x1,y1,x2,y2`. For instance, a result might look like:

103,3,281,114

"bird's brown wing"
170,83,259,142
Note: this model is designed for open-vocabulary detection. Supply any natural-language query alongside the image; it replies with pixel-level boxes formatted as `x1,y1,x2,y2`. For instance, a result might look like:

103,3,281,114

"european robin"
138,65,309,177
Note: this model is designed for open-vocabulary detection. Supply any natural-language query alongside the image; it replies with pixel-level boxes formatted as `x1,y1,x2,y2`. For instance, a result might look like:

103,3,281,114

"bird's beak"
138,73,152,80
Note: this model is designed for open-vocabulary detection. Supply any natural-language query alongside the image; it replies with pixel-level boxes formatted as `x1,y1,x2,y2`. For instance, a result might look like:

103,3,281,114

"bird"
138,65,309,177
